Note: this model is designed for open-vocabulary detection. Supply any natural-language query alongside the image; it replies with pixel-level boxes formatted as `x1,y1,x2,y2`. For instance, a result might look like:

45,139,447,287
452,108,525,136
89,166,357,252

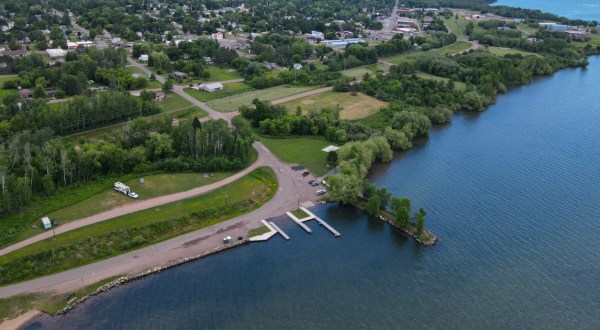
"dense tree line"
0,115,254,216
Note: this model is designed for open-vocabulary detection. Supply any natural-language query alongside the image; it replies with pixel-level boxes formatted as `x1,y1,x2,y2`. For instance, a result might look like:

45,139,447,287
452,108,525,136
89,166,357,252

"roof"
322,145,339,152
200,82,223,89
2,49,27,57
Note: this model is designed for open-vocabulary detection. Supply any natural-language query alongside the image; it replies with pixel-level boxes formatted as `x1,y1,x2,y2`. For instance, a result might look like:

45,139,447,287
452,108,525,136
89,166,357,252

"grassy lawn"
247,225,270,238
184,82,253,102
279,91,387,120
443,17,468,40
415,71,467,90
158,92,193,111
433,41,473,55
487,46,542,57
124,66,162,89
174,66,242,85
48,172,234,223
291,209,309,219
257,136,332,176
206,85,317,112
0,75,18,102
0,167,277,286
341,63,389,79
381,52,419,65
169,106,209,120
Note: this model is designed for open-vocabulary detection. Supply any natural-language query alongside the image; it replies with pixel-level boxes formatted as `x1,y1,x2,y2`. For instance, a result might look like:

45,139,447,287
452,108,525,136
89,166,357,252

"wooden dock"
268,221,290,240
285,212,312,234
314,216,341,237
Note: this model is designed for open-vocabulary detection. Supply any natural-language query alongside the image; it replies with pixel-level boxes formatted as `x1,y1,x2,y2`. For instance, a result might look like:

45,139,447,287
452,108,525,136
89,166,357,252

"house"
155,91,166,101
41,217,52,230
2,49,28,58
549,24,568,31
46,48,67,57
293,63,303,70
204,56,213,64
139,54,149,62
311,31,325,39
67,41,78,49
18,89,34,98
198,82,223,92
212,32,223,40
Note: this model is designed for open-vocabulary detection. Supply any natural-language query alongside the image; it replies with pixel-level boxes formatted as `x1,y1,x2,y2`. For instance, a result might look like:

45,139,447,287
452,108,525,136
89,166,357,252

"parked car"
128,192,139,199
308,179,317,184
316,189,327,195
302,171,310,177
310,181,319,186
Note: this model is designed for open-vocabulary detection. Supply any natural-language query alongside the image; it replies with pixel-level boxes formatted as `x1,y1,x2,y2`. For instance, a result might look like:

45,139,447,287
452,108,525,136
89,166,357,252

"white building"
46,48,67,57
41,216,52,230
139,54,149,62
197,82,224,92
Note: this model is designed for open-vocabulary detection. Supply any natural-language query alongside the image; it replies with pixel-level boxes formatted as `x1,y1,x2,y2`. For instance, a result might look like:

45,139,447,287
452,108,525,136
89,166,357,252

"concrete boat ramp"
249,208,340,242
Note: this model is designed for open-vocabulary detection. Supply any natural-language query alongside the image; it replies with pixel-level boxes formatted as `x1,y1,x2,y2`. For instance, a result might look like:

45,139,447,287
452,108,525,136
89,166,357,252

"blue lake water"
493,0,600,21
26,56,600,329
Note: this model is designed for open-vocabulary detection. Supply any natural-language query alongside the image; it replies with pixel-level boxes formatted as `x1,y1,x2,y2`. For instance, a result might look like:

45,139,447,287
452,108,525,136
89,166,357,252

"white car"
128,192,139,199
316,189,327,195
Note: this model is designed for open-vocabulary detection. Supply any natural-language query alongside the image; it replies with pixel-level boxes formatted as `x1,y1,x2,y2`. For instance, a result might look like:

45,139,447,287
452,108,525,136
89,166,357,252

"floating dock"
249,220,278,242
285,212,312,233
314,216,341,237
268,221,290,240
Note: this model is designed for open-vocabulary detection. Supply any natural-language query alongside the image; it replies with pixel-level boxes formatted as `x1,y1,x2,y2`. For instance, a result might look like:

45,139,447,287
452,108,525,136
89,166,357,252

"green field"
174,66,242,85
169,106,209,120
124,66,162,89
0,75,18,102
443,17,468,40
488,46,542,57
381,52,419,65
341,63,390,79
158,92,193,111
257,136,332,176
434,41,473,55
184,82,253,102
415,71,467,90
206,85,317,112
279,91,387,120
0,167,277,286
48,172,233,223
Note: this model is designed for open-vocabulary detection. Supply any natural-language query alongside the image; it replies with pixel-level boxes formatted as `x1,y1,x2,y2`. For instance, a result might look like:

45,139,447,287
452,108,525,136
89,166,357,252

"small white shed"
198,82,224,92
41,216,52,230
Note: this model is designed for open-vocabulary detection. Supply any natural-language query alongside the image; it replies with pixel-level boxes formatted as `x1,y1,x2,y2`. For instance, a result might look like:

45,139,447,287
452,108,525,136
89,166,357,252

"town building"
46,48,67,57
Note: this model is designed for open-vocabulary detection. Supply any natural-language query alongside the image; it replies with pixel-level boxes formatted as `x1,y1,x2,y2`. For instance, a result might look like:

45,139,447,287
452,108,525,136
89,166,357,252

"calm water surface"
25,60,600,329
493,0,600,21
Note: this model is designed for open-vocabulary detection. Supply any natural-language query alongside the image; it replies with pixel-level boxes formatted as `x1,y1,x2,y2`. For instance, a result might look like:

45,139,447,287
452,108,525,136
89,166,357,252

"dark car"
308,179,317,184
302,171,310,177
310,181,319,186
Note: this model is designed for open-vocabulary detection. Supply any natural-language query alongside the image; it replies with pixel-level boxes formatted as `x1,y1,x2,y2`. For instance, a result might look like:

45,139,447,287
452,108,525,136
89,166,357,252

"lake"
493,0,600,21
25,54,600,329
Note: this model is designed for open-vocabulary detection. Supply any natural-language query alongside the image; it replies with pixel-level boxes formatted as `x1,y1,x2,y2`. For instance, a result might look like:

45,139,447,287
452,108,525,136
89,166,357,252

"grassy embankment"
0,275,125,323
279,91,388,120
487,46,542,57
291,209,309,219
206,85,318,112
184,82,253,102
48,172,233,222
340,63,390,79
0,167,277,286
247,225,270,238
256,135,332,177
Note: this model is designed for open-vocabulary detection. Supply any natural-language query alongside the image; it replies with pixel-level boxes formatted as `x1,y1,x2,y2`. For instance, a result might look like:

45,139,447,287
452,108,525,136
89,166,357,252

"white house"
46,48,67,57
212,32,224,40
197,82,224,92
139,54,149,62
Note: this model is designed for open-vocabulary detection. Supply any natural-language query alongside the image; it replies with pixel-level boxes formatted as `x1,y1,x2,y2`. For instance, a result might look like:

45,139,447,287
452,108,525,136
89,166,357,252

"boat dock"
314,216,341,237
248,220,278,242
285,212,312,233
269,221,290,240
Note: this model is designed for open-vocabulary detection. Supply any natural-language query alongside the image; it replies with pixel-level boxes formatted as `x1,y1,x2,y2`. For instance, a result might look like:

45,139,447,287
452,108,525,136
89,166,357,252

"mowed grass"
279,91,387,120
443,17,468,40
433,41,473,55
184,82,253,102
158,92,193,111
124,66,162,89
48,172,233,223
0,75,18,102
206,85,317,112
257,136,332,176
169,106,209,120
174,66,242,85
0,167,277,286
488,46,542,57
415,71,467,90
341,63,390,79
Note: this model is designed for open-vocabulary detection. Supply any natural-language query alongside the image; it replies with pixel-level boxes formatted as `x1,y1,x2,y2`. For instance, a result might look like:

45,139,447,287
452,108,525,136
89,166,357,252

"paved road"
0,140,322,298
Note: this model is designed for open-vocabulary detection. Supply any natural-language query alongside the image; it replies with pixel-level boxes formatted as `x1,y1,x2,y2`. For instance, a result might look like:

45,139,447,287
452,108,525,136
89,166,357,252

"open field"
158,92,193,111
124,66,162,89
48,172,233,223
206,85,317,112
0,75,18,102
434,41,473,55
415,71,467,90
169,106,209,120
279,91,387,120
341,63,390,79
443,17,468,40
184,82,253,102
0,167,277,286
257,136,332,176
487,46,542,57
381,52,419,65
174,66,242,85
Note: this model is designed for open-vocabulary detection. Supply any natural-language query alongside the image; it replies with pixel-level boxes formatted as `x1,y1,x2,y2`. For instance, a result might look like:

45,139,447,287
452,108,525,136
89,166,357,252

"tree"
33,86,46,99
415,208,426,236
162,80,173,92
396,207,410,227
367,195,380,216
376,187,391,210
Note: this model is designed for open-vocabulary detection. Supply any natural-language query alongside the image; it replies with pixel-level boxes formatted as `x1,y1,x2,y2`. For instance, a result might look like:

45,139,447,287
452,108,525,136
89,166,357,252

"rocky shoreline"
352,204,438,246
55,239,249,316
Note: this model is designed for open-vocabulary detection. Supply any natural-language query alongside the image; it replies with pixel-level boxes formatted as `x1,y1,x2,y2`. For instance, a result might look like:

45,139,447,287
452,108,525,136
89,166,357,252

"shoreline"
0,310,42,330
